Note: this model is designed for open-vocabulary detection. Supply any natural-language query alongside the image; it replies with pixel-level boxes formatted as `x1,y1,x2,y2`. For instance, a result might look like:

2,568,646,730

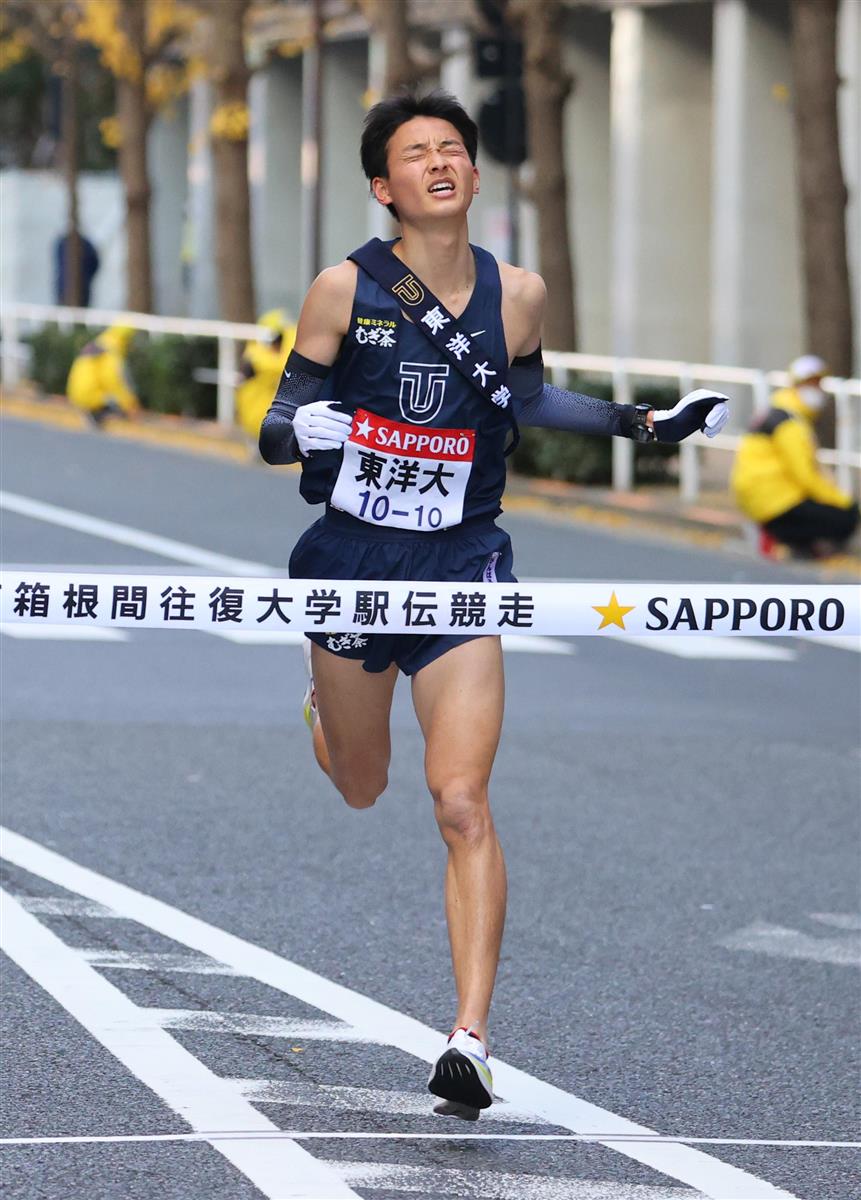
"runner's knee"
432,780,491,845
332,767,388,810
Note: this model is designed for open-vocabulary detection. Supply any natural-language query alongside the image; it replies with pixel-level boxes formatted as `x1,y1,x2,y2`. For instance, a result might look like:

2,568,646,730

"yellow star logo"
592,591,635,631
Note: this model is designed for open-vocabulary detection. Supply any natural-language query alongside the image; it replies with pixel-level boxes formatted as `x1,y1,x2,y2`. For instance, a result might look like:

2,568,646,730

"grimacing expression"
372,117,479,221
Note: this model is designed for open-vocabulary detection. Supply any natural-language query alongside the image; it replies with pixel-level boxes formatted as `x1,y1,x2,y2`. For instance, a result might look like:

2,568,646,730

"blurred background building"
1,0,858,375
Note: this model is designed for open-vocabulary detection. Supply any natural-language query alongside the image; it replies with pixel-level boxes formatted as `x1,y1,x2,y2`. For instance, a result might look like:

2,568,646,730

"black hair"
360,89,479,219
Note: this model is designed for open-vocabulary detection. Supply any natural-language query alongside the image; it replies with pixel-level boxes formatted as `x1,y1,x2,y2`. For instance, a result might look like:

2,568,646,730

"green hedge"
511,374,681,486
23,324,217,418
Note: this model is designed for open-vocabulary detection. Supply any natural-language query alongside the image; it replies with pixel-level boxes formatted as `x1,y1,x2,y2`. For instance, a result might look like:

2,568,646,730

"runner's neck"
392,227,476,318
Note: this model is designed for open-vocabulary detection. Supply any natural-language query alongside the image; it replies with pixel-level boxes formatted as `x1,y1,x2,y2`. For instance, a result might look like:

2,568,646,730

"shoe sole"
428,1048,493,1113
432,1098,481,1121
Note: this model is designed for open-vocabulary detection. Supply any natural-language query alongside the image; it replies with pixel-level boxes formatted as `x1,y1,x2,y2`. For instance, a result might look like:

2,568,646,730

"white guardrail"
1,302,859,502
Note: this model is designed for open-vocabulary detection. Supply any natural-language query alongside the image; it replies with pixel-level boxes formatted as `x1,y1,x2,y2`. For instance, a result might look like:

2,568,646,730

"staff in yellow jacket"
236,309,296,442
66,325,140,425
731,355,859,556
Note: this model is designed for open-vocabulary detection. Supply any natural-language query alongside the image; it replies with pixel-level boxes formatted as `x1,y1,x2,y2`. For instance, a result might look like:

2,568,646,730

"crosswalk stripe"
325,1160,696,1199
20,896,121,917
0,888,360,1199
79,950,240,974
234,1078,542,1124
206,629,305,645
153,1009,381,1042
622,636,795,661
0,622,129,641
795,634,860,653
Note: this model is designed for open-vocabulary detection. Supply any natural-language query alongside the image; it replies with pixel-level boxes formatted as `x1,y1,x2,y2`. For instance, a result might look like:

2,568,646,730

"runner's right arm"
259,264,355,464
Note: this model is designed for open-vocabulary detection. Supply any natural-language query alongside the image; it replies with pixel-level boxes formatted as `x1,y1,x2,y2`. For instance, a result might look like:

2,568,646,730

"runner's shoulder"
300,260,358,336
497,262,546,317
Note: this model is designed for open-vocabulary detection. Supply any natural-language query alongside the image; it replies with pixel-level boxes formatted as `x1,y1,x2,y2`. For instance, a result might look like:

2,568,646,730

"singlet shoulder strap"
348,239,519,454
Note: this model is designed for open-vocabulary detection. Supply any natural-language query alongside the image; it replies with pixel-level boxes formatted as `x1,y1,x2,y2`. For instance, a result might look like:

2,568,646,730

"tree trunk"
209,0,256,323
518,0,577,350
790,0,853,444
117,0,152,313
361,0,421,94
60,35,82,306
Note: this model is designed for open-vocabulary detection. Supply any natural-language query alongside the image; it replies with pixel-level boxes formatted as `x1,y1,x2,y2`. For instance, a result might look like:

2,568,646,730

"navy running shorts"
288,507,516,675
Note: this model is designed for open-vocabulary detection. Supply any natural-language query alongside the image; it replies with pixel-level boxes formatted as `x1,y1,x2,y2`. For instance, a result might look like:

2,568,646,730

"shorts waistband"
322,506,500,542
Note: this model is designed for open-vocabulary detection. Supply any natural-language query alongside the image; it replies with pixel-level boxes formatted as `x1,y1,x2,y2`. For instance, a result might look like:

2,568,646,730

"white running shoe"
302,638,317,730
428,1026,493,1120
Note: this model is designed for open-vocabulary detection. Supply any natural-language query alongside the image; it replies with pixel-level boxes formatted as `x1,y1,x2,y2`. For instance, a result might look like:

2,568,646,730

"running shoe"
302,638,317,730
428,1026,493,1120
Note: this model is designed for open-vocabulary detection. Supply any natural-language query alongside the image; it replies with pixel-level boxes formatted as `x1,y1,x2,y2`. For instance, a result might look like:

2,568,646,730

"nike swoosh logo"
469,330,485,337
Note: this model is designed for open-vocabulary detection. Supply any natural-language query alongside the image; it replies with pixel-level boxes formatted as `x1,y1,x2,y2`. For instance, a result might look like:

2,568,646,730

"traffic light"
474,0,527,167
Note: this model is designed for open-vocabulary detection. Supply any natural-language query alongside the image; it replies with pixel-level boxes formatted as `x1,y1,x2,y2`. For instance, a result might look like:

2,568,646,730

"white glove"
292,401,353,456
657,388,733,441
652,389,730,442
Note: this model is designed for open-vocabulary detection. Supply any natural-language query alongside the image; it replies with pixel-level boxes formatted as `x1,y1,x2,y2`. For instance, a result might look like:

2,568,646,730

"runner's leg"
310,643,398,809
411,637,506,1045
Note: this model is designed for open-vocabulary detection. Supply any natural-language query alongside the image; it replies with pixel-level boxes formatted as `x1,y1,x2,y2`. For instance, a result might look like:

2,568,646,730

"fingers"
317,404,353,427
682,388,730,405
309,422,354,441
702,401,729,437
301,436,347,452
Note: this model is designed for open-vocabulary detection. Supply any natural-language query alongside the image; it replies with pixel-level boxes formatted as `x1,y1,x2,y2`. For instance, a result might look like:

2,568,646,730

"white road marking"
622,636,795,661
0,491,273,576
0,887,360,1200
501,633,574,655
79,949,241,974
718,920,861,967
19,896,120,917
810,912,861,931
0,1131,857,1149
0,622,129,641
796,634,860,652
154,1009,383,1042
234,1078,541,1123
0,826,799,1200
325,1160,695,1199
207,629,306,645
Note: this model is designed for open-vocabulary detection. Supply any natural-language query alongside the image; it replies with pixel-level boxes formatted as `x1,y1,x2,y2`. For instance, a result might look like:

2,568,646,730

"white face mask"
797,384,825,412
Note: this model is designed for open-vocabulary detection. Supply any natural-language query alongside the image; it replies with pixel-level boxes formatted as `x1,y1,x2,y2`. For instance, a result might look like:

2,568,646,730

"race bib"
330,408,475,531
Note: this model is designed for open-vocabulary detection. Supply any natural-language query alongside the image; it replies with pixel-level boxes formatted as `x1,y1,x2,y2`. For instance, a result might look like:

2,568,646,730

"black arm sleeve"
509,346,636,439
258,350,330,465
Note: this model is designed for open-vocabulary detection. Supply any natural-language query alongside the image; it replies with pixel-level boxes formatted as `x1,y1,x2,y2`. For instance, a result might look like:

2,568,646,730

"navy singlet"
298,241,511,532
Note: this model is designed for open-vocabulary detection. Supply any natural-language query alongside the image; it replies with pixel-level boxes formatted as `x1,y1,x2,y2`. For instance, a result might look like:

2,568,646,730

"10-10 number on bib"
330,408,475,531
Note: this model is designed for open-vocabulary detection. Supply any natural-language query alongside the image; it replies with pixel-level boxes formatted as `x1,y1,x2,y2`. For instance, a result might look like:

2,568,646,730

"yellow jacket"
235,325,296,439
731,387,853,523
66,326,139,415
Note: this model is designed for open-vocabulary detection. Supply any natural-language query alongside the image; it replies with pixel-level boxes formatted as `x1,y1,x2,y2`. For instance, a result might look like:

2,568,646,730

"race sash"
348,238,520,455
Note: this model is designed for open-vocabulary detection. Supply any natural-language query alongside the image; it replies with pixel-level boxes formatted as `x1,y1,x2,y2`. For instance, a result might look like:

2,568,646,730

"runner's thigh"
411,637,505,794
311,643,399,780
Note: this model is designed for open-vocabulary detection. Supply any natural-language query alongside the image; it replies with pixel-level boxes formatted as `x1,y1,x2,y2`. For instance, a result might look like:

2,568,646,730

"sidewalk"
3,387,858,572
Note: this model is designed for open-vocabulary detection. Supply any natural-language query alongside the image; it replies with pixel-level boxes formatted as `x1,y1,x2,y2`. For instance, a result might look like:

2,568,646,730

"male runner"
260,91,728,1120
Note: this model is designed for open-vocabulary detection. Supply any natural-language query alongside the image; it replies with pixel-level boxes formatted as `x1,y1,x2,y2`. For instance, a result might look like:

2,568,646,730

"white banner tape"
1,572,858,639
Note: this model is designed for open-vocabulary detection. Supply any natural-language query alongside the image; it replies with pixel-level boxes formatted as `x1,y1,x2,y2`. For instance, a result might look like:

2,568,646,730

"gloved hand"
652,389,730,443
292,401,353,456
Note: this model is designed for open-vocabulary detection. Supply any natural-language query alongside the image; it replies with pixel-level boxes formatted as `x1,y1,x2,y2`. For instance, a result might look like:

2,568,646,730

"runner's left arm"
510,351,730,442
506,273,728,442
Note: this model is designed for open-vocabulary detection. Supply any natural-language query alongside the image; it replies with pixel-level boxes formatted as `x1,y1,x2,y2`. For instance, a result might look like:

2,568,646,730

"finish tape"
1,572,857,639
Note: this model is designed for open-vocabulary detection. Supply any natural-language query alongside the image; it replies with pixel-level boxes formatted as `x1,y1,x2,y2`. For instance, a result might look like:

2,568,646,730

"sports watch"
629,403,656,443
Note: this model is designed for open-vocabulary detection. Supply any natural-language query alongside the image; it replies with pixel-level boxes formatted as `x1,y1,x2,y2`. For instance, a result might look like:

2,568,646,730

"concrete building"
1,0,858,375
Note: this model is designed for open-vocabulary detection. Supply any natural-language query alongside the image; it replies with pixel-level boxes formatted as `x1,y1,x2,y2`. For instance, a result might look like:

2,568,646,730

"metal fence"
2,302,859,501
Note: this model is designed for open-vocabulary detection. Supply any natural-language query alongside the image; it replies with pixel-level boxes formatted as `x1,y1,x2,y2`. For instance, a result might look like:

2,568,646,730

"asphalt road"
1,415,859,1200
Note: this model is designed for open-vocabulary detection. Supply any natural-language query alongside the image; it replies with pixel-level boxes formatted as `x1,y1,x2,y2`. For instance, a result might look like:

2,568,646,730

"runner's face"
373,117,479,223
